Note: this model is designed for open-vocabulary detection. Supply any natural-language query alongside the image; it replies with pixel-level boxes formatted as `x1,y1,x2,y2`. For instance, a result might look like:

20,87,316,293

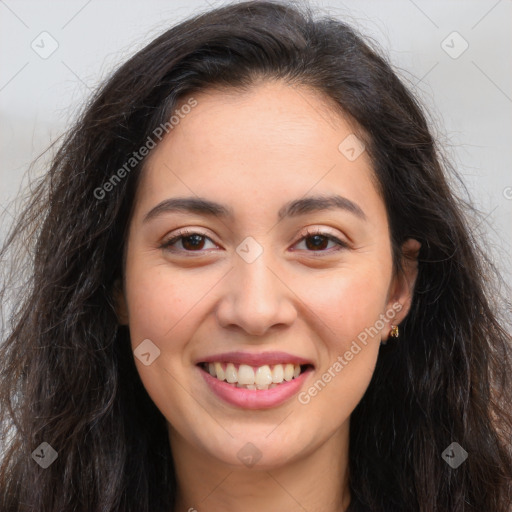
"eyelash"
159,227,349,255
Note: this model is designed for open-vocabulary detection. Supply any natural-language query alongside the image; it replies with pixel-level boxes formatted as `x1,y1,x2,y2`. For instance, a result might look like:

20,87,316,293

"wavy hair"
1,1,511,510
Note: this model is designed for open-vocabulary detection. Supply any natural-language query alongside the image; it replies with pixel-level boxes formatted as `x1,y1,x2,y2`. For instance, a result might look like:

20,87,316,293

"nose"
215,249,297,337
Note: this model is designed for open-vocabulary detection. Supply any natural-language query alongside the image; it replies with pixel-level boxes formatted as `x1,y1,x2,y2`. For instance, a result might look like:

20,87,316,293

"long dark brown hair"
1,1,511,511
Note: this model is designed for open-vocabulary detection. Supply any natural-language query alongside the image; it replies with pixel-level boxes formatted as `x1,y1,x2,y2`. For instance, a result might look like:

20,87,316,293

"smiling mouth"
198,362,313,390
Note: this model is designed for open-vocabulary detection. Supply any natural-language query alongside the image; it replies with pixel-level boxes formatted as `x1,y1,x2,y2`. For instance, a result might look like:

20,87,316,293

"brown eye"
304,234,330,251
293,229,348,253
160,231,217,252
181,234,206,250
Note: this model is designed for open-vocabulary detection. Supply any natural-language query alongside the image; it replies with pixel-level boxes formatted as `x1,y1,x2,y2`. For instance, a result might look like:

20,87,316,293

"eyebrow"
143,194,366,223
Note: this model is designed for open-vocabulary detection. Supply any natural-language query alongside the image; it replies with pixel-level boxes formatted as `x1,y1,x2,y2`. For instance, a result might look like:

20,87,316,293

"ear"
382,238,421,342
112,278,129,325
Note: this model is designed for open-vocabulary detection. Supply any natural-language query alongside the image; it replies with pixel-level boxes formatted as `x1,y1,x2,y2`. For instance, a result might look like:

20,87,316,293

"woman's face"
117,80,418,469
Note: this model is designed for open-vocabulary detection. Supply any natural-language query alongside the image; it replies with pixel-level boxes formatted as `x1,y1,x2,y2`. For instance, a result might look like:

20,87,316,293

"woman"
1,1,511,511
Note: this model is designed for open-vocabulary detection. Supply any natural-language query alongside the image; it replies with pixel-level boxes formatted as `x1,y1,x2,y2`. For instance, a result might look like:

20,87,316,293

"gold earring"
389,325,399,338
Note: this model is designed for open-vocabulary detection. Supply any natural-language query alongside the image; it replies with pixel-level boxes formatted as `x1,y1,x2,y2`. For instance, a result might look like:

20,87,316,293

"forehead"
135,81,384,225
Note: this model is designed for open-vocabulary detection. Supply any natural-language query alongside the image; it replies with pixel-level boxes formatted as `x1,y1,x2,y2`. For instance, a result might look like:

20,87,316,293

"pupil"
183,235,204,250
306,235,328,250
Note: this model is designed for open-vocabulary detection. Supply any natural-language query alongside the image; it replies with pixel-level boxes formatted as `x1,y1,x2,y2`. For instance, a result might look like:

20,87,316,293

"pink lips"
196,351,314,410
197,350,313,367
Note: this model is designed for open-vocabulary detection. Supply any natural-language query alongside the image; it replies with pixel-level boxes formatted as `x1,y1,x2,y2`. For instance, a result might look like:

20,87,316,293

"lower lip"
198,365,313,410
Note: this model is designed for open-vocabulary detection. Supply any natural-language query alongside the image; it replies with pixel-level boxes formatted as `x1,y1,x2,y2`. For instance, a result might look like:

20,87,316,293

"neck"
169,423,351,512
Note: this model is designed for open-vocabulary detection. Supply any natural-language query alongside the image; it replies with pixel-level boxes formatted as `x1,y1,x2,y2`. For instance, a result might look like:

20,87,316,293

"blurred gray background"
1,0,511,294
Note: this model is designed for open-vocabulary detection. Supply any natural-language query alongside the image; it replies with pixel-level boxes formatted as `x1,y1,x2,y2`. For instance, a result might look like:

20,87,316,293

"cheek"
297,263,392,347
295,269,389,422
122,257,206,422
123,256,210,343
340,271,389,334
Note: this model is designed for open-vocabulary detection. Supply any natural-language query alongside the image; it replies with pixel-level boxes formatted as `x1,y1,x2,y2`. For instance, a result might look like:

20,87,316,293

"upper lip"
196,351,314,367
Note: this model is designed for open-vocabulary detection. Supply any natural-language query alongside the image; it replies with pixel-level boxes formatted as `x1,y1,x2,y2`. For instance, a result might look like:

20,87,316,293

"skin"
115,80,420,512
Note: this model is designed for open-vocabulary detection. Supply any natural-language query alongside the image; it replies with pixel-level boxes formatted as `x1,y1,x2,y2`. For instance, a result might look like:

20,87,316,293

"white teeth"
238,364,255,385
225,363,237,383
283,363,295,382
254,365,273,386
214,362,225,381
204,361,306,388
271,364,284,383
